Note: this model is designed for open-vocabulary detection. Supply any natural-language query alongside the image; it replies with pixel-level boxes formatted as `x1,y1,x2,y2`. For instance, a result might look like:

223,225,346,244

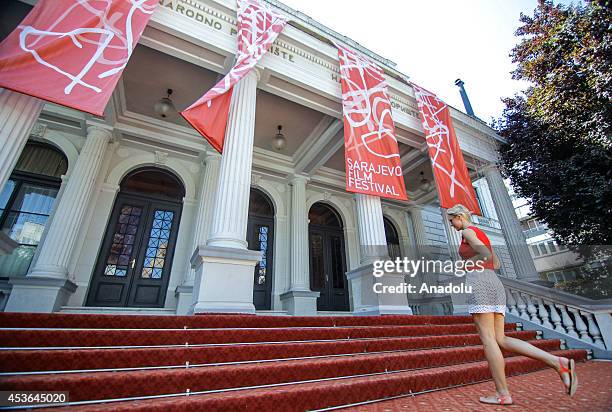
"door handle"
130,258,136,269
325,274,329,283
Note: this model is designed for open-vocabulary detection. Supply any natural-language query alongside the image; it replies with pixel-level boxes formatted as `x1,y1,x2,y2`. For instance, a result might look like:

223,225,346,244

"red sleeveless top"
458,225,495,269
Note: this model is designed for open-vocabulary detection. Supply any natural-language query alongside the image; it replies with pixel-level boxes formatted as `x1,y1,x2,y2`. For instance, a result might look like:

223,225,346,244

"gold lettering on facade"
161,0,294,63
269,46,295,63
161,0,225,31
390,100,419,118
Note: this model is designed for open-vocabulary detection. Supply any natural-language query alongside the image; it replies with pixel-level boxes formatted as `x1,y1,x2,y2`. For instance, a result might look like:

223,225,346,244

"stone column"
190,70,262,314
484,165,539,281
346,194,411,315
6,126,112,312
355,194,388,265
280,174,319,315
408,206,428,257
189,154,222,281
441,207,462,261
0,89,44,190
175,153,221,315
207,71,258,250
0,89,44,255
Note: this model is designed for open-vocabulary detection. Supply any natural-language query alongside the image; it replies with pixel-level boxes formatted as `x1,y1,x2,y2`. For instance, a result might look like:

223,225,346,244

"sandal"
558,356,578,396
479,394,513,405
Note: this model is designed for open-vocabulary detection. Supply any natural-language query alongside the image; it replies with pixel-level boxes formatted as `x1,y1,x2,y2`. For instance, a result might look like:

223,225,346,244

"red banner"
0,0,158,116
412,84,481,215
336,43,407,201
181,0,287,153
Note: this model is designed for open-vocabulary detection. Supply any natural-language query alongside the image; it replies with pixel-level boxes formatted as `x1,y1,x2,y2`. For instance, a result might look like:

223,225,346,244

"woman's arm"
462,228,493,265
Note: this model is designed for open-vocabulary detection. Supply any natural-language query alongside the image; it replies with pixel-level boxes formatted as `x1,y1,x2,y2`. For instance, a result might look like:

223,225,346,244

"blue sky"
279,0,577,123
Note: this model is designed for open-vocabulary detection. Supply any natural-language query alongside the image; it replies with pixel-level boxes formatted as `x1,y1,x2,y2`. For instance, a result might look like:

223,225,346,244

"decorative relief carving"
154,150,168,165
30,123,47,139
116,147,130,158
188,162,200,174
251,174,262,186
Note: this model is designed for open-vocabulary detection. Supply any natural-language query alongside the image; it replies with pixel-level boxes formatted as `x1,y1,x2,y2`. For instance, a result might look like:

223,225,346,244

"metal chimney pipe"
454,78,475,117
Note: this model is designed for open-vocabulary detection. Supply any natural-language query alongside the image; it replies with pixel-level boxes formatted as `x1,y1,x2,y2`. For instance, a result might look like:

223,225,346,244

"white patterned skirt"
466,268,507,315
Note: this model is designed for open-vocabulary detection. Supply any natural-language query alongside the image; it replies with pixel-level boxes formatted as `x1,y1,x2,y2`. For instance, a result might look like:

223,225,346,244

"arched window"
384,217,401,261
120,168,185,200
248,188,275,310
0,142,68,276
308,203,342,227
248,188,274,217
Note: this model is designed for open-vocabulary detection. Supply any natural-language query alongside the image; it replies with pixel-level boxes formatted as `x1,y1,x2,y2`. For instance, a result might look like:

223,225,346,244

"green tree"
494,0,611,298
494,0,611,248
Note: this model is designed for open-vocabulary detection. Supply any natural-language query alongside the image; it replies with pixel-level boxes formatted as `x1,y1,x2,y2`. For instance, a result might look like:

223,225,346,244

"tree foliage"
494,0,611,247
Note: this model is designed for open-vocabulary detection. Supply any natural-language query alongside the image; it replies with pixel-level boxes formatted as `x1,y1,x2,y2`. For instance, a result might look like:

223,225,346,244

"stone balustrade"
501,277,612,351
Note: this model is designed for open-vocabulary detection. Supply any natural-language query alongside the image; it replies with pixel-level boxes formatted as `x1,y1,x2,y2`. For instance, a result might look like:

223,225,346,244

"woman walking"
446,204,577,405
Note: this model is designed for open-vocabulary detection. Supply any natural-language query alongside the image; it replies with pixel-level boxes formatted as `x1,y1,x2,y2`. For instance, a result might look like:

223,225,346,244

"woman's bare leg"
493,313,570,387
473,313,510,395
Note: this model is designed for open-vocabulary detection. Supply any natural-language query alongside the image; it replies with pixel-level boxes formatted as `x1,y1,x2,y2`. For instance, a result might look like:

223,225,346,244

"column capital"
288,173,310,185
86,125,113,140
205,152,222,164
246,67,261,82
408,204,425,213
482,163,504,177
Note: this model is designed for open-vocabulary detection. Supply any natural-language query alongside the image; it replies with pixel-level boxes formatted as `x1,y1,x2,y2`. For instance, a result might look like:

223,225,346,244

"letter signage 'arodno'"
181,0,287,153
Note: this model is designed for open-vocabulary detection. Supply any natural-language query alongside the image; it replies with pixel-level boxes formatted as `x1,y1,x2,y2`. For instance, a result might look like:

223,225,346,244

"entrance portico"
0,0,537,315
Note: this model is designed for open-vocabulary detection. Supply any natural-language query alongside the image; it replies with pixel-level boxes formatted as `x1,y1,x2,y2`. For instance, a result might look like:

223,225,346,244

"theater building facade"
0,0,540,316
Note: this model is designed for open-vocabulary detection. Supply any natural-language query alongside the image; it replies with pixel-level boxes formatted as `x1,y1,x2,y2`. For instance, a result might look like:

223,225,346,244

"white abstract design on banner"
336,43,399,161
204,0,287,108
17,0,156,95
413,85,471,199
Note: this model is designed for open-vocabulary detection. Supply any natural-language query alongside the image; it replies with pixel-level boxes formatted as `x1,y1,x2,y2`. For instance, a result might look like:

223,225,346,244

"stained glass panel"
256,225,269,284
104,205,142,277
141,209,174,279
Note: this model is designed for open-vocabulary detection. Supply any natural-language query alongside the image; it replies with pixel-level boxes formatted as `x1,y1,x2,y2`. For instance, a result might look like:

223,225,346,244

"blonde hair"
446,204,472,222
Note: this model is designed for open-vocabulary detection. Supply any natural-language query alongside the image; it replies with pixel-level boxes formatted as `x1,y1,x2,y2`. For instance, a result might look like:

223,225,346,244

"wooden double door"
86,194,181,307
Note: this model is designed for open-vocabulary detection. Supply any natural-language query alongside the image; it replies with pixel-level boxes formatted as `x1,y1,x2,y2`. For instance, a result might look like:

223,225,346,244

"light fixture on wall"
154,89,175,118
272,125,286,151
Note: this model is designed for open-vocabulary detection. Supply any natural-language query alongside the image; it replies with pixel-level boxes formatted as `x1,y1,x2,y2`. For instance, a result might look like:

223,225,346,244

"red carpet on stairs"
0,313,588,411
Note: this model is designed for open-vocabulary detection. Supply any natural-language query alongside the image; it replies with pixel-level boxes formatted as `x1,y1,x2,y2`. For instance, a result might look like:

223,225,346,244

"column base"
280,290,320,316
175,284,193,315
28,264,69,279
5,276,77,313
346,264,413,316
189,245,262,314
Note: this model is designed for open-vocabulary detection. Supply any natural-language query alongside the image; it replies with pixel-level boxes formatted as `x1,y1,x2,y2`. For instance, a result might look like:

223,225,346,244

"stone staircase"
0,313,588,410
